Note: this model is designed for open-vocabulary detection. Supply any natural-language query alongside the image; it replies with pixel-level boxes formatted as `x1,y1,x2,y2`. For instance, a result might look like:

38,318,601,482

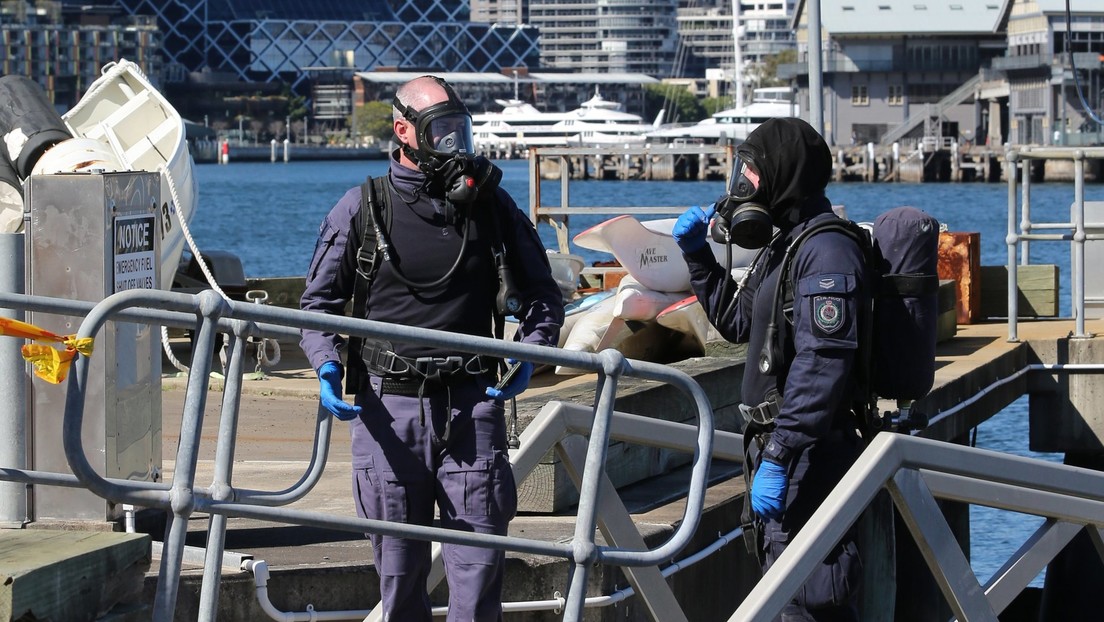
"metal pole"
0,232,27,525
1073,152,1087,337
1006,150,1019,342
807,0,825,136
731,0,743,108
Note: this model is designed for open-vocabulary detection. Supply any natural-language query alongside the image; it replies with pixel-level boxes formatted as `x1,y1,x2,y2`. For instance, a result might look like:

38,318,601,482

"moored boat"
59,59,198,290
647,86,800,144
472,88,664,152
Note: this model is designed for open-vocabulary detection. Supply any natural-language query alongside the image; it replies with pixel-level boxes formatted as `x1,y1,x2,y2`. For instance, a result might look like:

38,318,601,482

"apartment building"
0,0,160,108
529,0,679,77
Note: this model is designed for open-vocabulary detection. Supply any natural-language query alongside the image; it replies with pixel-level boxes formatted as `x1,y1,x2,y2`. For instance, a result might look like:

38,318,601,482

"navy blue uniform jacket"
684,199,870,465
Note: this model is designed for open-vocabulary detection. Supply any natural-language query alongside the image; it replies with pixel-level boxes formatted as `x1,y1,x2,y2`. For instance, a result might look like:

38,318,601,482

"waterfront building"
470,0,526,26
783,0,1102,149
108,0,540,91
0,1,160,109
993,0,1104,147
529,0,679,78
676,0,797,94
784,0,1007,147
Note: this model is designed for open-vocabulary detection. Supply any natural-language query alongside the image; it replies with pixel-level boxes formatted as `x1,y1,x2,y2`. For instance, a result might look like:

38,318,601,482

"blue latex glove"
750,459,790,520
672,204,716,253
485,359,533,401
317,361,362,421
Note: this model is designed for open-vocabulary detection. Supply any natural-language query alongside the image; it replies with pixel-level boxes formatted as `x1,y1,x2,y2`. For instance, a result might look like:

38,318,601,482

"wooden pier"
519,142,1103,183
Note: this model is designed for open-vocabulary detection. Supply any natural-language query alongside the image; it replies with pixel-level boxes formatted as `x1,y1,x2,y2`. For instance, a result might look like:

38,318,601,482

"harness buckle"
414,355,464,382
739,395,781,428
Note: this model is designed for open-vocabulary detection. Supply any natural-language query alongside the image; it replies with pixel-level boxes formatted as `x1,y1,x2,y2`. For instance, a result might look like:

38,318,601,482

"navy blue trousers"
350,376,516,622
758,429,864,622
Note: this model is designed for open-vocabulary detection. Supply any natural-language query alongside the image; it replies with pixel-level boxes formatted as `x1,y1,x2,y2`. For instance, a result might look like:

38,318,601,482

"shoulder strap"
351,177,383,319
345,176,389,394
768,218,876,431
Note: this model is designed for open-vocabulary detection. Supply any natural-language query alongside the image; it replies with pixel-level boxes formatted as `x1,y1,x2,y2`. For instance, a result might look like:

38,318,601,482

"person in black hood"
673,117,870,621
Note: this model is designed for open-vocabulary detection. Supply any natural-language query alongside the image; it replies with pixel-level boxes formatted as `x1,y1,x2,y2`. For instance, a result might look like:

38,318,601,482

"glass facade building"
111,0,540,89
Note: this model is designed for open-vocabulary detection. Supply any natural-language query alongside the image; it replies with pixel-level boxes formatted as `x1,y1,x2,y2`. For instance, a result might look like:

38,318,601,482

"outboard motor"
0,75,72,179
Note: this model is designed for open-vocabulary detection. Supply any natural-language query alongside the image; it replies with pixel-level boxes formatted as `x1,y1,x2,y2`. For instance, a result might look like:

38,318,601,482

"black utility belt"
361,341,493,381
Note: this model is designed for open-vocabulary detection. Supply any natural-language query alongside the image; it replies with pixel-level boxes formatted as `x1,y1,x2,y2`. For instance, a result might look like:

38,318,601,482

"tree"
745,49,799,89
643,83,706,125
702,96,731,116
350,101,394,143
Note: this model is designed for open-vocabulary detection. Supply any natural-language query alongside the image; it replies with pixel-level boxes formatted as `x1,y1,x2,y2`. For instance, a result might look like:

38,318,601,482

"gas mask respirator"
394,80,501,204
710,153,773,250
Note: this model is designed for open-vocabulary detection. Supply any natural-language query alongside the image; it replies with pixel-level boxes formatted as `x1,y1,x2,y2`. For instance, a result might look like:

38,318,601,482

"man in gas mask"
673,117,870,621
300,75,564,621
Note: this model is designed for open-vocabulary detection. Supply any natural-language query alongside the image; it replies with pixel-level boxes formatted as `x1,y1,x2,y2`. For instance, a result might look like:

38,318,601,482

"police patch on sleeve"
812,296,845,334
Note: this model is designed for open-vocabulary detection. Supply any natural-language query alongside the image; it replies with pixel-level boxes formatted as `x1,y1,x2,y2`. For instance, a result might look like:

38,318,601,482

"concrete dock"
142,315,1104,621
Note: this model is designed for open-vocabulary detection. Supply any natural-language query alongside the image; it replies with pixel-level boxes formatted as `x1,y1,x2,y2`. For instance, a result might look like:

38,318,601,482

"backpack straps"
768,218,877,436
345,176,388,394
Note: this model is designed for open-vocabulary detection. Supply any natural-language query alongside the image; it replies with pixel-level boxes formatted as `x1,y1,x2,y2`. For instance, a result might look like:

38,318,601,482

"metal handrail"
730,426,1104,621
527,144,733,254
1004,147,1104,341
41,288,714,622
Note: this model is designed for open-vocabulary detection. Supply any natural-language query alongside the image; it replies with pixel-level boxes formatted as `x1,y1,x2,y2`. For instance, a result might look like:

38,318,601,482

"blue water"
189,158,1101,586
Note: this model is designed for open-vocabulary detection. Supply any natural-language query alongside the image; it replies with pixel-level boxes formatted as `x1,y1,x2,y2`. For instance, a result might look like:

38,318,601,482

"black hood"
736,117,832,225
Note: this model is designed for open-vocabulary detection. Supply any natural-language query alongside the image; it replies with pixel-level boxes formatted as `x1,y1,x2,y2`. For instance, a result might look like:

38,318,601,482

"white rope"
161,163,282,375
159,162,230,374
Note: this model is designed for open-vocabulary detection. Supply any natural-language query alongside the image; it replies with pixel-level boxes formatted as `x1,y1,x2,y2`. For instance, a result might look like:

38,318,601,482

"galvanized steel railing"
731,429,1104,622
1,288,716,622
1004,146,1104,340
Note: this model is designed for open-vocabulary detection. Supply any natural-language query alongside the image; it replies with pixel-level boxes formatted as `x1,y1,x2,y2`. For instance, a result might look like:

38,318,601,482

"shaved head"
394,76,449,121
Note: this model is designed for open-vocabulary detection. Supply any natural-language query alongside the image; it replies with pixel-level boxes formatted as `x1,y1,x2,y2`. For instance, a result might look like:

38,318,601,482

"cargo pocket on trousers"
797,539,862,610
354,458,409,525
444,457,493,517
492,451,518,522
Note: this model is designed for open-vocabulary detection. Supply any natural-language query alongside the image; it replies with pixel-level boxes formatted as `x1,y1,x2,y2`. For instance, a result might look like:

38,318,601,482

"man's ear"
393,119,410,146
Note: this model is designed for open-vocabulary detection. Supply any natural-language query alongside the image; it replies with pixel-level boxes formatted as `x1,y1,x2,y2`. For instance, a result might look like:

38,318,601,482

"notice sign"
114,214,157,292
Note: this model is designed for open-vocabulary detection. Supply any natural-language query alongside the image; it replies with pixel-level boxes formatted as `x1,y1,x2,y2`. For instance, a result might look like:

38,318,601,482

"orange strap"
0,317,95,384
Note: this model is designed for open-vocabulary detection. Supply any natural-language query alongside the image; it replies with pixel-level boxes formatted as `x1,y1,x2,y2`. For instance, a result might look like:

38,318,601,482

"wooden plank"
979,265,1059,318
0,530,150,622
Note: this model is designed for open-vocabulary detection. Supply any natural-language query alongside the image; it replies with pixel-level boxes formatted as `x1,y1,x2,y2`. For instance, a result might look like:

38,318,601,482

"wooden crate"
979,265,1059,318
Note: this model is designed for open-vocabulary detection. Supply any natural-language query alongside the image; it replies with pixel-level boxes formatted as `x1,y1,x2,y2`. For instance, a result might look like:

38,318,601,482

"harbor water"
190,157,1103,587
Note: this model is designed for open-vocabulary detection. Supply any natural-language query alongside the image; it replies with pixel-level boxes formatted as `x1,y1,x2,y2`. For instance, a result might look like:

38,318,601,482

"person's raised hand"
485,359,534,401
672,204,716,254
750,459,789,520
317,361,361,421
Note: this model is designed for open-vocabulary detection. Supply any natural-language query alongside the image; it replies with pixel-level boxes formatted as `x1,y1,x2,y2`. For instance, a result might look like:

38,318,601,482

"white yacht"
647,86,800,144
472,88,664,151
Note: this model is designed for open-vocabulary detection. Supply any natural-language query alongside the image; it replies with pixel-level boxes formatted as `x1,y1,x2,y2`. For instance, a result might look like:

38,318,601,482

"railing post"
1006,149,1019,342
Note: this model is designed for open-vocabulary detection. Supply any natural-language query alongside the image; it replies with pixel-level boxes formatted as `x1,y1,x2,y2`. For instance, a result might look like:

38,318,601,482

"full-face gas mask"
710,150,773,249
394,77,501,203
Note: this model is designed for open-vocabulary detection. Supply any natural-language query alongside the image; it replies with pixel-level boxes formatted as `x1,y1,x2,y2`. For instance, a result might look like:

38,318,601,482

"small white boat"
503,288,614,348
573,215,757,293
55,59,198,290
656,295,712,354
647,86,800,144
611,275,688,322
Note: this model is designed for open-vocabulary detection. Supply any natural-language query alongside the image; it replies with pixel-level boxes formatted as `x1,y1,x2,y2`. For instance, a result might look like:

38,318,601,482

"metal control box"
25,171,162,522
